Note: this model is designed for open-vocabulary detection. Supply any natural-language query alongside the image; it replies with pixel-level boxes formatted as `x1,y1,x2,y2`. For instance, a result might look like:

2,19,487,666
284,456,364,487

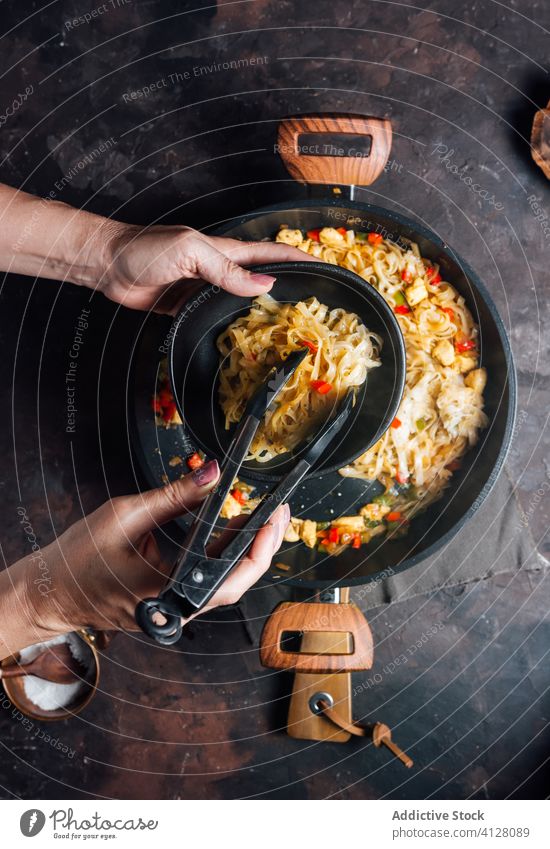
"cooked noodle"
217,293,382,462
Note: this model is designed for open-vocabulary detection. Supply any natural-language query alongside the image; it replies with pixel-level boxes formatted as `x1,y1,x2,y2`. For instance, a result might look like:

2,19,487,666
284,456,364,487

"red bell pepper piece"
455,338,476,353
387,511,403,522
391,417,402,429
307,229,320,242
337,227,347,235
395,470,409,484
311,380,332,395
328,526,339,544
300,339,318,355
401,269,412,282
231,488,248,505
352,533,361,549
394,305,411,315
426,265,442,285
158,388,173,406
368,232,383,245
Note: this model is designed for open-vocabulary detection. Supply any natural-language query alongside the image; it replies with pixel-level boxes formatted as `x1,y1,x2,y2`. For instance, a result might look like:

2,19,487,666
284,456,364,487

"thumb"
127,460,220,535
194,242,276,296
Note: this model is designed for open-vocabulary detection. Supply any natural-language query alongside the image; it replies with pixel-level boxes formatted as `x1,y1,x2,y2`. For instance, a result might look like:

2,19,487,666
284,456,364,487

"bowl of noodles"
169,261,406,482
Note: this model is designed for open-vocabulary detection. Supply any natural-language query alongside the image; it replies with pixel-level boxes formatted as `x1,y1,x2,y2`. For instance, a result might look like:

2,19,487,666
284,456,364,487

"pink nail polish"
192,459,219,487
249,273,276,286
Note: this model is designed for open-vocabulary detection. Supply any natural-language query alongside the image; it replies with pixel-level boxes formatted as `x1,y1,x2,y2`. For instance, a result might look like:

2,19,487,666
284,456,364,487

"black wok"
163,114,516,588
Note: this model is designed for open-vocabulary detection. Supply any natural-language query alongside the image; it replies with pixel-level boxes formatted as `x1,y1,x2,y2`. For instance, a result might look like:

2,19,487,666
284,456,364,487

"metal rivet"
309,691,334,715
192,569,204,584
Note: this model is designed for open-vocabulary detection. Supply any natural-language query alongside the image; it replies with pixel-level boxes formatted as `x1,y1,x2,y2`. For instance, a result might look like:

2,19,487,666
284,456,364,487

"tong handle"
179,348,309,561
179,459,311,611
135,595,183,646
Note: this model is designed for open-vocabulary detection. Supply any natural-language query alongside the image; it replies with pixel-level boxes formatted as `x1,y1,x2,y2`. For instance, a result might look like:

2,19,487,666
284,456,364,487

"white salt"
20,633,95,712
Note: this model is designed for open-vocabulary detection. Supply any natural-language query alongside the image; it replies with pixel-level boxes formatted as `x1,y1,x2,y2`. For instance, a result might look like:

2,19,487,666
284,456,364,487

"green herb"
373,493,395,506
317,521,331,530
394,290,406,306
416,417,426,431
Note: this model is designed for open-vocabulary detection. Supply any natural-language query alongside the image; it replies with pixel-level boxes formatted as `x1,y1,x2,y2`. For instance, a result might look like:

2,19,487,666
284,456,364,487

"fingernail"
192,459,219,487
270,504,290,547
249,273,276,286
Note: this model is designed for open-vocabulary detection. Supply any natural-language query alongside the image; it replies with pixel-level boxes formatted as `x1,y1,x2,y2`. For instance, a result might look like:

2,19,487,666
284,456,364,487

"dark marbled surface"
0,0,548,799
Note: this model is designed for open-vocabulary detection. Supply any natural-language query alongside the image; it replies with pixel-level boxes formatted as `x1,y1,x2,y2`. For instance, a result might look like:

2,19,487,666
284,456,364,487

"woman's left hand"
20,460,290,640
98,223,311,314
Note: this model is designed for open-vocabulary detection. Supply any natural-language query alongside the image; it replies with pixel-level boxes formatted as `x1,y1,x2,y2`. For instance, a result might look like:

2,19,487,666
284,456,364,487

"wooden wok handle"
260,599,374,674
277,114,392,188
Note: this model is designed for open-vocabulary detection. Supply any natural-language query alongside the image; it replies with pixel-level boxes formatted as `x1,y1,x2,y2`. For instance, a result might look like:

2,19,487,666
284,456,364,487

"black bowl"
169,261,406,482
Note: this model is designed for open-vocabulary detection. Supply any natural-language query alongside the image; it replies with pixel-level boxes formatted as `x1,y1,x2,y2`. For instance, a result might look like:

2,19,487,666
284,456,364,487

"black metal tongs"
135,348,355,645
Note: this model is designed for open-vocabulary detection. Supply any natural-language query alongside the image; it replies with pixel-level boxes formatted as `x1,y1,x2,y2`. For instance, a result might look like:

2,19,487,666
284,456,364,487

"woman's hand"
0,183,312,313
99,223,311,314
12,461,289,645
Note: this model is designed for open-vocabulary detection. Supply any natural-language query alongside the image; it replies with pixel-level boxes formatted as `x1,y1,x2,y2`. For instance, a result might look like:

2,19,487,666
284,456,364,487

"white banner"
1,800,547,848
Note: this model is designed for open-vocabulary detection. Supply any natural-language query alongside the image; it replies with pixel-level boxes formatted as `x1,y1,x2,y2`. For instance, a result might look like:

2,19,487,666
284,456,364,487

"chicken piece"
332,515,366,532
406,276,429,307
220,494,243,519
454,354,477,374
465,367,487,394
300,519,317,549
360,502,391,521
319,227,347,245
283,518,302,543
432,339,455,367
276,228,304,247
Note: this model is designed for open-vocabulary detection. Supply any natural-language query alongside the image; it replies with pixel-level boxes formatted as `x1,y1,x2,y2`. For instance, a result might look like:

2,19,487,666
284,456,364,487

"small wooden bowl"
0,631,100,722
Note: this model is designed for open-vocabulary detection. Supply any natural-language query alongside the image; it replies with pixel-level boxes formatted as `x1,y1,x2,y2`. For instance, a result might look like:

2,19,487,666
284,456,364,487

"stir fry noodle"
217,293,382,463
